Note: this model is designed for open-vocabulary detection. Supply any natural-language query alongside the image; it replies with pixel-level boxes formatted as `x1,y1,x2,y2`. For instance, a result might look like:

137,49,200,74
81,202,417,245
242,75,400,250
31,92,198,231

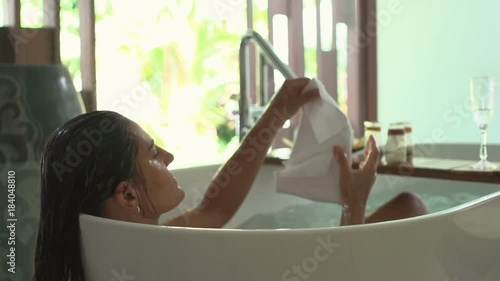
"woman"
34,78,427,281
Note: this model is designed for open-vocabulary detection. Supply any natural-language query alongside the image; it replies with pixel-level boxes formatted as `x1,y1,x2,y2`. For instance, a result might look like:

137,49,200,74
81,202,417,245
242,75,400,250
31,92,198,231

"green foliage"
60,0,80,34
94,0,114,22
142,47,164,97
304,47,317,77
55,0,350,166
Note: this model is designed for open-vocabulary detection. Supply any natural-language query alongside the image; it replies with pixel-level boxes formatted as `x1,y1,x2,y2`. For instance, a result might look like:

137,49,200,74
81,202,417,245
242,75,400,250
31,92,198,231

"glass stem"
480,129,488,161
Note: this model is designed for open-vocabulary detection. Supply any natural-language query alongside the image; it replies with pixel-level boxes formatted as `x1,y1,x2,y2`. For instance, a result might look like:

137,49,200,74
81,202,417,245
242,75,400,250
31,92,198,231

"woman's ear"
112,181,140,209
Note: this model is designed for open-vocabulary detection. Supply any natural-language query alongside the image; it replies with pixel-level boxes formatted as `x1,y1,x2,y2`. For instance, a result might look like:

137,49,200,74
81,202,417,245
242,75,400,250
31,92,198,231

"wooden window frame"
248,0,378,139
2,0,376,133
0,0,97,112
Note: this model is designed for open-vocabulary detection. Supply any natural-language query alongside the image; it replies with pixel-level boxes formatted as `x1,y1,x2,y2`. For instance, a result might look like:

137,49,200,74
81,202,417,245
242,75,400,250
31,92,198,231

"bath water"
237,191,483,229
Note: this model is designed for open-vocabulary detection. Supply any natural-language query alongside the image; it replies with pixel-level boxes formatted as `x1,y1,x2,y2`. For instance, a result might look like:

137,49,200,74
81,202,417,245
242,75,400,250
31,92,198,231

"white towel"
275,78,352,204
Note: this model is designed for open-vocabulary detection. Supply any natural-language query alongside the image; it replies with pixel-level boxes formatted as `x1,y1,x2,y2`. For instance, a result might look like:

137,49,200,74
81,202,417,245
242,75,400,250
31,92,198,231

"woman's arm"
335,136,380,226
167,78,319,227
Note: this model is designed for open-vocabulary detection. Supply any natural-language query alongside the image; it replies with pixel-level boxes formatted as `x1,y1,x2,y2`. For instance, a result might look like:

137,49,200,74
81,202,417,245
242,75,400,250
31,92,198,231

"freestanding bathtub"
80,144,500,281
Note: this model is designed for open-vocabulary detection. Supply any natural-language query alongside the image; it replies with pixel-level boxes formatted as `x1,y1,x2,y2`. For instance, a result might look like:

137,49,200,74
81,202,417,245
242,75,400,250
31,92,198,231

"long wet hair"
33,111,148,281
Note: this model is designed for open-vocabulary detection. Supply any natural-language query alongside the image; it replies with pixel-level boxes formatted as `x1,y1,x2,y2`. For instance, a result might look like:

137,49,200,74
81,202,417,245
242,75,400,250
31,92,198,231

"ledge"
264,156,500,184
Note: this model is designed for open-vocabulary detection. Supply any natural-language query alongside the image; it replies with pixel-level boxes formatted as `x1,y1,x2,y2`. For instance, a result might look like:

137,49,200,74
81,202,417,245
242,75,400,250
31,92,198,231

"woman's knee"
393,191,421,204
392,192,428,216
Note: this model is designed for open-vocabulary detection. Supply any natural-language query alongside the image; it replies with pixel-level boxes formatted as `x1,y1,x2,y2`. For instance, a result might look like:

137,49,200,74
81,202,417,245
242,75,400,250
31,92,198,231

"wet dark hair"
33,110,149,281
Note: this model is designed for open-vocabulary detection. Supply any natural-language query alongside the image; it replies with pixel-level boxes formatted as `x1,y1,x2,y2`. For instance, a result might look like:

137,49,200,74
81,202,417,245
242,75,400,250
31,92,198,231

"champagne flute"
470,76,497,170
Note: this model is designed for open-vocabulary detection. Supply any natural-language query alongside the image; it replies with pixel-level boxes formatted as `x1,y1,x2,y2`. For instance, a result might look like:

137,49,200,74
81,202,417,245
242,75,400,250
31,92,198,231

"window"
54,0,376,168
93,1,269,169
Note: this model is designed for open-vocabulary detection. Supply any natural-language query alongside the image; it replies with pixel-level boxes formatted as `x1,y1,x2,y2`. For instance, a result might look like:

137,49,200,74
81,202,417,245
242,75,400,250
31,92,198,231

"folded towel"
275,78,352,204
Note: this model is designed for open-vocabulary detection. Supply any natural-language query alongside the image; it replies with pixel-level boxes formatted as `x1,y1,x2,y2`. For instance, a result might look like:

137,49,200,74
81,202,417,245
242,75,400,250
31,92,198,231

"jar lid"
388,128,405,135
364,121,381,130
392,122,412,132
388,123,405,135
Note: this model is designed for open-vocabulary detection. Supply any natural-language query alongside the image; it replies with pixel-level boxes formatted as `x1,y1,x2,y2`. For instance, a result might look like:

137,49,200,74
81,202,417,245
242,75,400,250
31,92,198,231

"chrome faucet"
238,30,297,140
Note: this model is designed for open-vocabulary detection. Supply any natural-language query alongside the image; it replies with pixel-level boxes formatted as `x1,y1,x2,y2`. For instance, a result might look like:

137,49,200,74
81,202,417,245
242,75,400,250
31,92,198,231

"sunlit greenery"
93,1,269,168
16,0,348,168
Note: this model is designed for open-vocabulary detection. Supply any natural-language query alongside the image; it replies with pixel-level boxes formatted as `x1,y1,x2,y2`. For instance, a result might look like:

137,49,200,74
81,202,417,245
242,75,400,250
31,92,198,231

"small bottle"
403,122,414,162
364,121,384,159
392,122,414,163
385,123,406,165
363,121,382,147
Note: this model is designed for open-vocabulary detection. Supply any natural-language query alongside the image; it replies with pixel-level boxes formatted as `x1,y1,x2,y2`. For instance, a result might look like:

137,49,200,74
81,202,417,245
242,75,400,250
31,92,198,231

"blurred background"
3,0,352,168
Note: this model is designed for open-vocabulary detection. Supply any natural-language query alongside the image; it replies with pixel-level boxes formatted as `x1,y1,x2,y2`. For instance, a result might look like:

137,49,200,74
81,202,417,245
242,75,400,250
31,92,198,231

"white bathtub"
80,144,500,281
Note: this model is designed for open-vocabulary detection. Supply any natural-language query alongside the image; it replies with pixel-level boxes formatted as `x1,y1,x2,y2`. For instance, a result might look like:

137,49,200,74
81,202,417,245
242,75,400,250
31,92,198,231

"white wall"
377,0,500,145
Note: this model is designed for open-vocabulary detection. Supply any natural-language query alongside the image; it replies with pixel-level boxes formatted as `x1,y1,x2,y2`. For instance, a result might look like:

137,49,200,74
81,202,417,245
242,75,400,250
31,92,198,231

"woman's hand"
334,136,380,225
269,78,320,119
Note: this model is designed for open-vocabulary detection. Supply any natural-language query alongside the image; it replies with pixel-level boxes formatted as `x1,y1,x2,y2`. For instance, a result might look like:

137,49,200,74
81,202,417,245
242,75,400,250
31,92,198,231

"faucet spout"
238,30,297,140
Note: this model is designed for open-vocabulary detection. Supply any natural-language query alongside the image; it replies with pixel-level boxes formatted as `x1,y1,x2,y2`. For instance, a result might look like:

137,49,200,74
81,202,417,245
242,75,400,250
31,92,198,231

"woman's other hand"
270,78,320,119
334,136,380,224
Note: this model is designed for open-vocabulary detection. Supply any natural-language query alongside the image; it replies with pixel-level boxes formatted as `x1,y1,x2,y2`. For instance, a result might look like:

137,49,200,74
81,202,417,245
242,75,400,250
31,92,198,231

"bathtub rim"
79,190,500,234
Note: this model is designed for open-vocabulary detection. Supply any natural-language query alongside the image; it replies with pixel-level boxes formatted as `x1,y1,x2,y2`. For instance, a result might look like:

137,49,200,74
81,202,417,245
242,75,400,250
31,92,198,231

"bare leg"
365,192,429,224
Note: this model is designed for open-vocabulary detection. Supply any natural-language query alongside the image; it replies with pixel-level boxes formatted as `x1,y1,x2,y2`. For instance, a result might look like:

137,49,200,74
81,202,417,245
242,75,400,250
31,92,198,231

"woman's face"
130,122,185,217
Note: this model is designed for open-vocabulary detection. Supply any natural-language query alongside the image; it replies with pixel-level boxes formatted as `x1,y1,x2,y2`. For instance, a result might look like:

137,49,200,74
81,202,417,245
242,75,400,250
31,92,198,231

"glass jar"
393,122,414,162
385,123,406,165
363,121,382,147
403,122,414,162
